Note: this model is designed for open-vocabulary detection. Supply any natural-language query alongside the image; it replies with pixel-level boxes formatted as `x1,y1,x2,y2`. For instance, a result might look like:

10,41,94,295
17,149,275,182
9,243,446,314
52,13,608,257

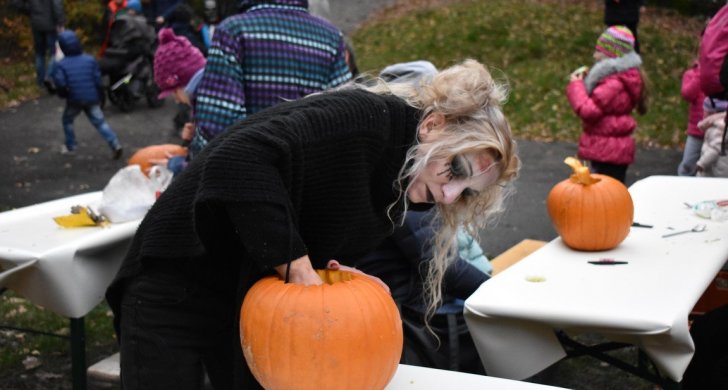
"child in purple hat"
154,27,206,103
152,27,206,173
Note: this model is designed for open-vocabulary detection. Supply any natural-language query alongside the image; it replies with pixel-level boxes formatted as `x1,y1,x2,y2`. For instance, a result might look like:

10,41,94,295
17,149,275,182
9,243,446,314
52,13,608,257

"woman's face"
407,151,499,205
407,114,500,205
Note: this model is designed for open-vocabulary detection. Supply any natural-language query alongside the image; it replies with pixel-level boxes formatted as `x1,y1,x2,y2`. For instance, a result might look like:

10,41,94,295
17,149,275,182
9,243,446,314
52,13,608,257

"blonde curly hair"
364,59,520,319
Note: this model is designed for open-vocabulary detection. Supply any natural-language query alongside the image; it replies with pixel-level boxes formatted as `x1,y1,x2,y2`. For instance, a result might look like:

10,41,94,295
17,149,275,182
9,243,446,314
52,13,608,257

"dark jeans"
119,265,263,390
589,160,628,183
62,103,120,151
32,28,57,86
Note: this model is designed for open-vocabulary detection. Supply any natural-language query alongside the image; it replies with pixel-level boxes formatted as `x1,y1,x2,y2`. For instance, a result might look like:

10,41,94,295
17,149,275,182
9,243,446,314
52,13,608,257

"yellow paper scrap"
53,207,101,228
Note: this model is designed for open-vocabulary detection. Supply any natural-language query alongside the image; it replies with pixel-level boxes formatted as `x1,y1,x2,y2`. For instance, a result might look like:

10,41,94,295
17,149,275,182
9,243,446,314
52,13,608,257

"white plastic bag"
55,41,64,62
99,165,173,223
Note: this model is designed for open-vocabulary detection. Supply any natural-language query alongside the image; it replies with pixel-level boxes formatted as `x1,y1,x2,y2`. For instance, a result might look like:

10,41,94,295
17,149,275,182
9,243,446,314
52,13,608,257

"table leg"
556,331,681,389
70,317,86,390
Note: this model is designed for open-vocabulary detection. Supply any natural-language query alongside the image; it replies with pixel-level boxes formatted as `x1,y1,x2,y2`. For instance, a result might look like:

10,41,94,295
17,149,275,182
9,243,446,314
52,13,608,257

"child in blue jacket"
51,30,123,159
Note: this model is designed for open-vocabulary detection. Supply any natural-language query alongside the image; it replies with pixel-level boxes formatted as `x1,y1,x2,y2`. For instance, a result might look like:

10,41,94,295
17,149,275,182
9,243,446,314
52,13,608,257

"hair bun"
426,59,508,118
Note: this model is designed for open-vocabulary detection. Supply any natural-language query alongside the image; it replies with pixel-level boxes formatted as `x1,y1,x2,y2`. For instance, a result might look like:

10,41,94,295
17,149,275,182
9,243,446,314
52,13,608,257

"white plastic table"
386,364,566,389
0,191,140,390
464,176,728,386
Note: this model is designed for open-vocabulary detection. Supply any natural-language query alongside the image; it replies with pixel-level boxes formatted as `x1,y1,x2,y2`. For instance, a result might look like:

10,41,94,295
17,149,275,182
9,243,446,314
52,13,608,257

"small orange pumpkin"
240,269,403,390
127,144,187,176
547,157,634,251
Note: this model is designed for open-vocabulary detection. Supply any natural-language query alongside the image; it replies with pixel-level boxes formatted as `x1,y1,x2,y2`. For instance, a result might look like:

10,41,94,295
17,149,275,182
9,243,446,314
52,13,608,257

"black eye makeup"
449,155,472,179
437,155,473,181
461,188,479,198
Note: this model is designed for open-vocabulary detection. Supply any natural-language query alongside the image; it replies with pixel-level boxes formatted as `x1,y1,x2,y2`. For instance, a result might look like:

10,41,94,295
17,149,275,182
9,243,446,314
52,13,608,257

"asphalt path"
0,93,683,258
0,0,683,257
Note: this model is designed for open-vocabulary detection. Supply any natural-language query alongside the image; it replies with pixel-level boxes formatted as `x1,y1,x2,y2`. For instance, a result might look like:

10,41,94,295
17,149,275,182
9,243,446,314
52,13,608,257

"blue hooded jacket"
51,30,103,104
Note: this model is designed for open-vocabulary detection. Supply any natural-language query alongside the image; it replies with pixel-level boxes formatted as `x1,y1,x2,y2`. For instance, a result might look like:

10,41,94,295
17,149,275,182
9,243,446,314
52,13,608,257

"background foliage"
0,0,103,59
352,0,707,148
0,0,104,107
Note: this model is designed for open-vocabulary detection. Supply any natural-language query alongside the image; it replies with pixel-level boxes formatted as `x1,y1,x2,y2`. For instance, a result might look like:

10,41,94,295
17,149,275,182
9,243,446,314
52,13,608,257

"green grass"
352,0,705,147
0,60,42,110
0,290,117,372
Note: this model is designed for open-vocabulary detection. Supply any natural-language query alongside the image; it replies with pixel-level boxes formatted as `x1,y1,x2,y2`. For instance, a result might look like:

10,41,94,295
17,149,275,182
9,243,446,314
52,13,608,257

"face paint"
441,154,500,204
408,151,501,205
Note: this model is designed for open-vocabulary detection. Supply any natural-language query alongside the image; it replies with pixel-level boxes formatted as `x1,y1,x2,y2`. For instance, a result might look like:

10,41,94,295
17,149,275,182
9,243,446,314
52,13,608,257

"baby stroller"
99,11,164,112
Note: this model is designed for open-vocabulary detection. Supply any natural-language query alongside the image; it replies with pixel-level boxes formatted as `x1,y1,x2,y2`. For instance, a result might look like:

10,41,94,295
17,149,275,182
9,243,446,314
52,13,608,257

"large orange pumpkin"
240,269,403,390
127,144,187,176
547,157,634,251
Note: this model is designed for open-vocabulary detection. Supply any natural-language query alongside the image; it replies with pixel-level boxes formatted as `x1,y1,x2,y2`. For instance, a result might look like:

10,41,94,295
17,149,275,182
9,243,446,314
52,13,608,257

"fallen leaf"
35,371,63,380
22,356,41,370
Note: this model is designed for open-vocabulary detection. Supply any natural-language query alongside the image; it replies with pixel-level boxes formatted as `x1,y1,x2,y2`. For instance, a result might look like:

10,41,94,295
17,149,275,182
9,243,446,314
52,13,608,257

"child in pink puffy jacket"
566,25,648,183
677,61,705,176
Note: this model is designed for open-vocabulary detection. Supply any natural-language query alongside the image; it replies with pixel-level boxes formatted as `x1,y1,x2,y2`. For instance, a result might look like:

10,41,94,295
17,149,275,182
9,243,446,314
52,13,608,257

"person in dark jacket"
51,30,123,159
355,210,489,374
148,0,183,27
604,0,644,53
27,0,65,87
163,3,207,55
106,59,520,389
97,0,127,58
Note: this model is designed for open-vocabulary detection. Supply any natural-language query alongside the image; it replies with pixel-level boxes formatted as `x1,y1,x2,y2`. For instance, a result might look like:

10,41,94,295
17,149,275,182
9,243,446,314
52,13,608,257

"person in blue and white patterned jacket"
190,0,351,157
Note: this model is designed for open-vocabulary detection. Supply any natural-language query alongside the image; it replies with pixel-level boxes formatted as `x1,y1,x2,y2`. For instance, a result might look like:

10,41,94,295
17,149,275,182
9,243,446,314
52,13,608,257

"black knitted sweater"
107,89,422,310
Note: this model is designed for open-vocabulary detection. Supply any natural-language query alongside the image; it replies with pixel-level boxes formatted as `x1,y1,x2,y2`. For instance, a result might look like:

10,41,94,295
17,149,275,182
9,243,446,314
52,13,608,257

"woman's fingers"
326,260,391,294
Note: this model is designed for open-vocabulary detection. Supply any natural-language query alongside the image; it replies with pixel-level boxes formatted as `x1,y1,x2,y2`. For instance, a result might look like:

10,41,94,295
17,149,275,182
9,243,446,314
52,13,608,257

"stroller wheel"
117,91,135,112
108,89,120,106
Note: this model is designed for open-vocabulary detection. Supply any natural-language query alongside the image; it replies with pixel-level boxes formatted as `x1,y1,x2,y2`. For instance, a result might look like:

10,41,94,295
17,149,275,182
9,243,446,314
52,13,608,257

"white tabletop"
386,364,565,389
0,192,139,318
464,176,728,382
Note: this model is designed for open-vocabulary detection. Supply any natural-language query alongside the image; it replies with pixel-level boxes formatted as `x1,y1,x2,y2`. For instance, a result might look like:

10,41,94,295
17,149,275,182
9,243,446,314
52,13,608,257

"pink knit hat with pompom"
154,28,206,98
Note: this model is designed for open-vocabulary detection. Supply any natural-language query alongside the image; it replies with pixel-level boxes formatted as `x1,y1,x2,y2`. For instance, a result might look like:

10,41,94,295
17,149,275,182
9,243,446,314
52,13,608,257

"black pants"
589,160,628,184
119,265,263,390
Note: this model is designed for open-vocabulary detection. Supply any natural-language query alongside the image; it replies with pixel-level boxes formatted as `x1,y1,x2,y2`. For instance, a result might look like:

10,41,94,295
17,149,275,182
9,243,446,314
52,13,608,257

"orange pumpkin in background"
127,144,187,176
547,157,634,251
240,269,403,390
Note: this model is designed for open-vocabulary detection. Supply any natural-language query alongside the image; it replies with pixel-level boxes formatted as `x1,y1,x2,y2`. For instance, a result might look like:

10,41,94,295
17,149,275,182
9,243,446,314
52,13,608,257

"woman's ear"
418,112,445,142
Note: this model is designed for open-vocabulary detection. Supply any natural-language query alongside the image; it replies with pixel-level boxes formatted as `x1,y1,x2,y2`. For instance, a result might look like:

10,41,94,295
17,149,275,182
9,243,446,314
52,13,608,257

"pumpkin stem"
564,157,601,185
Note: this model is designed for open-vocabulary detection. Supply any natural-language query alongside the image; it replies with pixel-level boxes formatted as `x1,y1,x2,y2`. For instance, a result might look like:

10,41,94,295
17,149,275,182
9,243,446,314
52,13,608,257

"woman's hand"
274,255,323,285
326,260,391,294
